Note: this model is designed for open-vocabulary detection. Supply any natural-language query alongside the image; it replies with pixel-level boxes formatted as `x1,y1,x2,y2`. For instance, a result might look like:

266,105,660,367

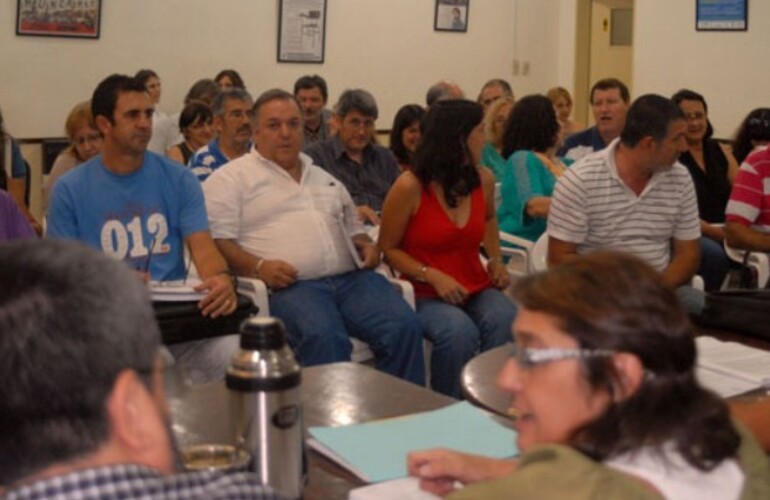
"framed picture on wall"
16,0,102,39
278,0,327,63
696,0,747,31
434,0,469,33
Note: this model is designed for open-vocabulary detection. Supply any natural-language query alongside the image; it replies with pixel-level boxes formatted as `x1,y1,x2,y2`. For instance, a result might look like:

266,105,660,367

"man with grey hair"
189,88,253,181
204,89,425,384
304,89,399,225
425,79,465,107
0,240,279,499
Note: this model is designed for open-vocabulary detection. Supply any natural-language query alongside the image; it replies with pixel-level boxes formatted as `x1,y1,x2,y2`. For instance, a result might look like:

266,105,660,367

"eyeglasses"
509,345,616,369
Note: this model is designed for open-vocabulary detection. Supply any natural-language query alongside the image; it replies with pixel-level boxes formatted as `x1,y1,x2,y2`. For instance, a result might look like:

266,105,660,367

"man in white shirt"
203,89,425,384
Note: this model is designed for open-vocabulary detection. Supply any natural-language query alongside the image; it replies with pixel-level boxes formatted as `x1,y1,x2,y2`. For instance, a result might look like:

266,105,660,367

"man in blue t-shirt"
48,74,239,383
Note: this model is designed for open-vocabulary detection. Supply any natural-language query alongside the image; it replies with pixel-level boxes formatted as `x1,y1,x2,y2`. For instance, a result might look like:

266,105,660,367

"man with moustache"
0,240,279,500
189,88,253,181
203,89,425,385
304,89,399,225
47,74,238,384
548,94,703,313
558,78,630,162
294,74,333,147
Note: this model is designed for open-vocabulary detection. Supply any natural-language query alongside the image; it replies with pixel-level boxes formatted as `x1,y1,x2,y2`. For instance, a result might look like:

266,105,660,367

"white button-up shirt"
203,148,366,280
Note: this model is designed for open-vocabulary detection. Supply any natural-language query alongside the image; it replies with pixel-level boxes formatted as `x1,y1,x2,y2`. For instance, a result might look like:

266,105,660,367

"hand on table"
407,448,517,497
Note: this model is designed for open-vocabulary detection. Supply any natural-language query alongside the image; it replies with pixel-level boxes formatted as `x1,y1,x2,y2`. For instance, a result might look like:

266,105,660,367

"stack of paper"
307,401,518,484
696,337,770,397
149,280,206,302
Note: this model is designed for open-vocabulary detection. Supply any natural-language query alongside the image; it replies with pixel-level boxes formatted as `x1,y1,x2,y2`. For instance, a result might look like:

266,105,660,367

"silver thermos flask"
226,317,305,499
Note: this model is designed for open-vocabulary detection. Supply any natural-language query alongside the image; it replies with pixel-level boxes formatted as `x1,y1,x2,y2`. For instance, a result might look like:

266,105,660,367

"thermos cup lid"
239,317,287,350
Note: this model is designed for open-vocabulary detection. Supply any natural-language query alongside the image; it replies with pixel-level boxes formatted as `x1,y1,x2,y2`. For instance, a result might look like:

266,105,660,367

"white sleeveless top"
605,444,744,500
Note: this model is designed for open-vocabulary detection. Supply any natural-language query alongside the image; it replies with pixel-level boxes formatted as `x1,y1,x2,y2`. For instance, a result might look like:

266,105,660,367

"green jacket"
450,426,769,499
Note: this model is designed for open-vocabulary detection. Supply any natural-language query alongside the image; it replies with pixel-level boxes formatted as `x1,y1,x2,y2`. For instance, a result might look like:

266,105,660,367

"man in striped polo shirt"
548,94,704,314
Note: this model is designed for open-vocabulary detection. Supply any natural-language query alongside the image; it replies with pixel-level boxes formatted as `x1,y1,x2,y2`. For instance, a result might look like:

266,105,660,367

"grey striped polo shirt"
548,139,700,271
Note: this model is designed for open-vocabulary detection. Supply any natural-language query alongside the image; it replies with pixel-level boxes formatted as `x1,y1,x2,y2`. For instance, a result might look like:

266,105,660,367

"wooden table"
462,328,770,418
168,362,455,500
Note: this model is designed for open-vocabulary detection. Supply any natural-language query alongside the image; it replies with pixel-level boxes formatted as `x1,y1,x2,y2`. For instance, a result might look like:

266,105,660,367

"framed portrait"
696,0,747,31
278,0,327,64
434,0,469,33
16,0,102,39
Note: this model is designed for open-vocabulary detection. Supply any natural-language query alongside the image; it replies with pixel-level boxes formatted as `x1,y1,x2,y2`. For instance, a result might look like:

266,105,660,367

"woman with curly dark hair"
379,99,517,399
409,251,769,499
389,104,425,171
498,94,568,242
732,108,770,165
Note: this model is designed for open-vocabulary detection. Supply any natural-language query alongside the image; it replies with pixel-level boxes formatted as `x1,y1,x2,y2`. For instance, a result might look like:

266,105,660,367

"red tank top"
401,184,492,299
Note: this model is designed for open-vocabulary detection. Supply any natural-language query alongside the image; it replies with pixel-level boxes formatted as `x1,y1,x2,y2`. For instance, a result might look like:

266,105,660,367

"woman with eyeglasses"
43,100,103,213
409,251,769,499
378,99,517,399
671,89,739,291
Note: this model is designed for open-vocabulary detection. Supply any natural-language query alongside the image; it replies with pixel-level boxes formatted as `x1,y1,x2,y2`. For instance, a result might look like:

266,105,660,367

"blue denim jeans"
416,288,517,398
268,270,425,385
698,236,730,292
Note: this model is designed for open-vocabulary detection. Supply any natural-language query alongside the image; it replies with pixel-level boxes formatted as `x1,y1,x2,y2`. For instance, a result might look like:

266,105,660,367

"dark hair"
91,74,148,124
476,78,514,103
590,78,630,104
732,108,770,164
671,89,713,139
620,94,684,148
0,240,161,484
513,251,740,471
335,89,378,120
184,78,220,107
0,107,7,188
178,101,213,131
253,88,300,123
413,100,482,207
134,69,158,86
215,69,245,90
293,74,329,102
389,104,426,164
501,94,559,158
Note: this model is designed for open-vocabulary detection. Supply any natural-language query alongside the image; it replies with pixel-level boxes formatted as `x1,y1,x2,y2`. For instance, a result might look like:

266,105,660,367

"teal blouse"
481,143,506,181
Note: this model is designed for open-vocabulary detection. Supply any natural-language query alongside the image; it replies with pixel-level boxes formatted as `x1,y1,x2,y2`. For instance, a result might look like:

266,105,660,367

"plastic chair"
723,242,770,289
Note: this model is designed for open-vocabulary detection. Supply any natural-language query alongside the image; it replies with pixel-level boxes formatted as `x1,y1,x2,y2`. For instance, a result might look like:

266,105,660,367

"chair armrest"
236,277,270,317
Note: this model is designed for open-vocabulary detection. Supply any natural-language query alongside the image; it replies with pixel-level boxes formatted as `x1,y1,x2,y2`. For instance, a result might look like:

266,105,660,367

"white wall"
634,0,769,138
1,0,556,138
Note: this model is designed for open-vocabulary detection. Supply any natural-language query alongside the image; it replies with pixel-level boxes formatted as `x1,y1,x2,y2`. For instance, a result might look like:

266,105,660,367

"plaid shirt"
4,464,284,500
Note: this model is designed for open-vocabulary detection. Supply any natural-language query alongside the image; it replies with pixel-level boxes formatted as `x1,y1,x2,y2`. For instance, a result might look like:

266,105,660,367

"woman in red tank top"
379,100,518,398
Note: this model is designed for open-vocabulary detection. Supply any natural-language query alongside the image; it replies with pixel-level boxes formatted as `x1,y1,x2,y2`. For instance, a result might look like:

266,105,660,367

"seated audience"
136,69,178,155
47,74,239,383
189,88,253,181
480,96,515,179
426,80,465,107
215,69,246,91
305,89,399,225
184,78,220,108
378,99,517,398
547,86,584,147
548,94,704,314
0,107,39,233
0,240,279,499
672,89,739,291
389,104,425,171
166,101,214,166
409,251,770,499
557,78,630,162
203,89,425,385
0,190,35,241
732,108,770,165
42,100,103,213
294,74,333,147
498,95,566,243
477,78,514,112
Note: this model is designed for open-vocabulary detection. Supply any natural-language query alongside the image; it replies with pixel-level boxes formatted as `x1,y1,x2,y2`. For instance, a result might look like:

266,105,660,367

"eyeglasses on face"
509,345,616,369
